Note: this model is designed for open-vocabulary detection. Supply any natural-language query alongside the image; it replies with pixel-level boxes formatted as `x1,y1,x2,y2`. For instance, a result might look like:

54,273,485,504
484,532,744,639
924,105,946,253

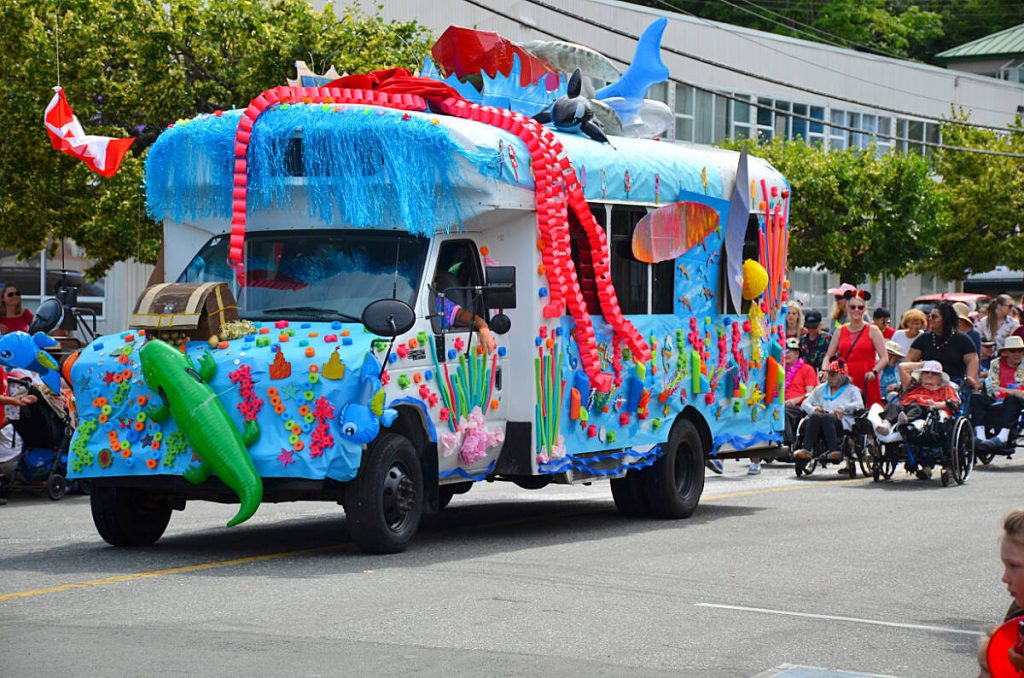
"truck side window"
431,240,485,334
720,214,761,315
567,206,604,315
610,205,649,315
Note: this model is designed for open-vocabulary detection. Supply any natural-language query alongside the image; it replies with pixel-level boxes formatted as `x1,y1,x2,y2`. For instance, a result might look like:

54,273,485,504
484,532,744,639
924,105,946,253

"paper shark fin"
595,18,669,102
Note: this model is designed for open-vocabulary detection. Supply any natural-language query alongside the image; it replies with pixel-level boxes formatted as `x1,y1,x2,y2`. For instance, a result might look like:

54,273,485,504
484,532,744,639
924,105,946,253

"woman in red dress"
0,285,32,335
822,289,888,407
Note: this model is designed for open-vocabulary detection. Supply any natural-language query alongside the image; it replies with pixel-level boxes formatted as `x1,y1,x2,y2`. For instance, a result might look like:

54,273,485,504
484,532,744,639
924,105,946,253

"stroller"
0,374,75,500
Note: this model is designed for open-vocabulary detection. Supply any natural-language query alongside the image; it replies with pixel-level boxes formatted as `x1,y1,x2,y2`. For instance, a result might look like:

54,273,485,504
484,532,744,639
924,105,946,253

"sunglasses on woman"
5,291,19,298
848,304,866,310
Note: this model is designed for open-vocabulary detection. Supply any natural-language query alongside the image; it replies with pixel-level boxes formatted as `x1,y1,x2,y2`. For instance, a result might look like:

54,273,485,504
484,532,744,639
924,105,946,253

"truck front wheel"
91,486,172,546
643,419,705,518
345,433,423,554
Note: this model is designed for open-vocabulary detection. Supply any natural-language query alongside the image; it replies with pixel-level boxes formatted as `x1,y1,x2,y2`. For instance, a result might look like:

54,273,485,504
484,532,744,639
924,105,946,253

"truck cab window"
432,239,485,334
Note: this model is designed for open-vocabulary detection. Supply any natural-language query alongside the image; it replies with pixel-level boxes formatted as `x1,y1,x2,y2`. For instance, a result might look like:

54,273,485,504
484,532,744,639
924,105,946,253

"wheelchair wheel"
946,418,974,486
855,434,874,478
795,457,816,477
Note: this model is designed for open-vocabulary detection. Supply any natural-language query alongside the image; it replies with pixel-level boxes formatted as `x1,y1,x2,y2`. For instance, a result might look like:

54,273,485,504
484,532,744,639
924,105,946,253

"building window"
675,84,694,142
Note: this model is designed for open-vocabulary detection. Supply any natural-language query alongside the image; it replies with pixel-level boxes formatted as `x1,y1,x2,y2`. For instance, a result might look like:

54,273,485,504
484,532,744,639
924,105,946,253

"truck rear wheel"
610,469,650,516
345,433,423,554
91,486,172,546
643,419,705,518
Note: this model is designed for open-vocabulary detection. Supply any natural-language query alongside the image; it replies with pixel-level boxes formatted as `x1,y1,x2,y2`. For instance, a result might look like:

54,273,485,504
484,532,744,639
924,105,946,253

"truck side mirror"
484,266,516,309
489,313,511,335
362,298,416,337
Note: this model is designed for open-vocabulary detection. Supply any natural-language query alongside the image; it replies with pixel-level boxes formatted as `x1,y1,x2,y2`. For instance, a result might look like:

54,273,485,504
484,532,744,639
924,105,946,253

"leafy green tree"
645,0,1024,63
926,114,1024,280
719,137,943,283
0,0,432,278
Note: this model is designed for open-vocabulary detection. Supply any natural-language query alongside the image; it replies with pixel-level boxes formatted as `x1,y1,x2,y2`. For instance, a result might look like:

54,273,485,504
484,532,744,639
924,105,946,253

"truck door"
429,239,509,466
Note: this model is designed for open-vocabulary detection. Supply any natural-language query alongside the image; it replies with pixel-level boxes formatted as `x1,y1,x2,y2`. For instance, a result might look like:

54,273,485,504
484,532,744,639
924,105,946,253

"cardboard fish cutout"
631,201,720,263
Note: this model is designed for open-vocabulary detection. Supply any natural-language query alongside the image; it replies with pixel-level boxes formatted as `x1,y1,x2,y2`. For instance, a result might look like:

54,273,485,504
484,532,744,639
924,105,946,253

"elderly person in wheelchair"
865,360,963,480
973,334,1024,453
793,360,863,466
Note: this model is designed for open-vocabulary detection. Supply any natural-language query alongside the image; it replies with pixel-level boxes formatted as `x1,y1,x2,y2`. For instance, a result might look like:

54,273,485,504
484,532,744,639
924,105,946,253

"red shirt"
1000,359,1017,388
882,326,895,339
901,384,959,413
0,309,33,334
785,361,818,403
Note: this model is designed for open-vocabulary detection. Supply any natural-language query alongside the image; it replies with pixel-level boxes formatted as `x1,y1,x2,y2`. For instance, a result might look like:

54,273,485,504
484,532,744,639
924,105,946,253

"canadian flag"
43,87,134,178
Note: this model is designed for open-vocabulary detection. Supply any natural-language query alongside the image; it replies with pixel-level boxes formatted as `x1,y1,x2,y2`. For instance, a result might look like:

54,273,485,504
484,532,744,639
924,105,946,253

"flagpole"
54,5,66,279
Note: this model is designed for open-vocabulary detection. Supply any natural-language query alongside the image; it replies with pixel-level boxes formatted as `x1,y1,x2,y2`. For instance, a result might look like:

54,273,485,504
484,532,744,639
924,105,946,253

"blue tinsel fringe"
145,105,481,236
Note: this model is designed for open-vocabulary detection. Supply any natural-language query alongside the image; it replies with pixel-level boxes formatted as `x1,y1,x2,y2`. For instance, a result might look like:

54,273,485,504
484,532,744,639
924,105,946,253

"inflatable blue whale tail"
596,18,670,102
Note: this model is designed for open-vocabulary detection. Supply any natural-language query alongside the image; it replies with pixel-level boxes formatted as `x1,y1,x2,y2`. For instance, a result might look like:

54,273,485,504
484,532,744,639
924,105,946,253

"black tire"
611,468,651,517
46,474,67,501
976,448,995,465
90,486,172,546
794,459,805,477
642,419,705,519
345,433,423,554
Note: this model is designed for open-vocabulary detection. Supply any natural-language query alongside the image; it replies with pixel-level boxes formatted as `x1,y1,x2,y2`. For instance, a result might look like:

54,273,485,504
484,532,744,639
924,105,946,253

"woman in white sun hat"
973,335,1024,447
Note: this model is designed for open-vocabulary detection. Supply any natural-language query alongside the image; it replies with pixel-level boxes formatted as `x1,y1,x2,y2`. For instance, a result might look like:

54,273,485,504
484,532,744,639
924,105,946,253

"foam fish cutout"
338,355,398,444
631,201,721,263
0,331,61,392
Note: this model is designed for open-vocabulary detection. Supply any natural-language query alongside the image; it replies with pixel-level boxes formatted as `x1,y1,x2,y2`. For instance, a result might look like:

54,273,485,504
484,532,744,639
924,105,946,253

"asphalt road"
1,455,1021,677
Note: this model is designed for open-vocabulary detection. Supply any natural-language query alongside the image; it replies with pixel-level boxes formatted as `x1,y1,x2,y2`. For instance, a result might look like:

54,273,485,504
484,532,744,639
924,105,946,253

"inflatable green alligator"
139,339,263,526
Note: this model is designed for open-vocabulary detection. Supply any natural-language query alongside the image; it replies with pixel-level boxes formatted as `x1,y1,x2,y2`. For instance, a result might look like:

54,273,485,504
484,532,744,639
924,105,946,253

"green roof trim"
935,23,1024,62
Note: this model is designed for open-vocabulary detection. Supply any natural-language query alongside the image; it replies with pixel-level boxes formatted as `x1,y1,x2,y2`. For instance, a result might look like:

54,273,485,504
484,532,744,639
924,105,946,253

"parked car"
911,293,990,317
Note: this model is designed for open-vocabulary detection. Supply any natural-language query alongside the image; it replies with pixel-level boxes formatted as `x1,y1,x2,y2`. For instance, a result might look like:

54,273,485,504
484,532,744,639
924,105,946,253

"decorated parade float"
64,19,792,553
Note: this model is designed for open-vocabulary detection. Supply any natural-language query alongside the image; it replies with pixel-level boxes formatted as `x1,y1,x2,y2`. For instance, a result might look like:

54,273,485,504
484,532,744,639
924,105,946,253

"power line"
521,0,1023,134
727,0,910,59
646,0,1013,117
457,0,1024,158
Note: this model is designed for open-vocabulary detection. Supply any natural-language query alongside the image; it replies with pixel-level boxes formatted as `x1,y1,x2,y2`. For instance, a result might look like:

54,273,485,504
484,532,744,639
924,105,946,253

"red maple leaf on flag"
43,86,134,178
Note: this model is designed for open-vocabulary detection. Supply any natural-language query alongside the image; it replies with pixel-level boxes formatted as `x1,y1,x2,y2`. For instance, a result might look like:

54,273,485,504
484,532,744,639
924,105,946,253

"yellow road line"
704,476,869,501
1,476,867,604
0,546,337,603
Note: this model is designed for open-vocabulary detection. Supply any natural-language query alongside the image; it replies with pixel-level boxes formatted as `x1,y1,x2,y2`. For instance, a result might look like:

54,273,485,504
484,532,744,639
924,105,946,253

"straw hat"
1000,335,1024,354
884,340,905,358
785,337,800,350
912,360,950,385
952,302,972,325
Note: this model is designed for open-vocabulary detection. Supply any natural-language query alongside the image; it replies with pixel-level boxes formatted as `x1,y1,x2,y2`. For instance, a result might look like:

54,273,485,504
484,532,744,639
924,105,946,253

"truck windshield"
179,231,429,320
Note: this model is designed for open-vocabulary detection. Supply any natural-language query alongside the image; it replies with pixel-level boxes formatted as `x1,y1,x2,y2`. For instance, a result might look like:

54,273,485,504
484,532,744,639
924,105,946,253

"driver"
433,264,496,354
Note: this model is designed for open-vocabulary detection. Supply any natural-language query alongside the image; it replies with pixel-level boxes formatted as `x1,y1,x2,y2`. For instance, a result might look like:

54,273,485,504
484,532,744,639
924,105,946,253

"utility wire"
727,0,911,59
521,0,1023,134
458,0,1024,158
647,0,1013,117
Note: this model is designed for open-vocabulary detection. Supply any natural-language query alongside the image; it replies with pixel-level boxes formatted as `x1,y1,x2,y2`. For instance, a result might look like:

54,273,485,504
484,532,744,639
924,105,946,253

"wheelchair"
792,410,872,479
973,395,1023,466
865,392,974,486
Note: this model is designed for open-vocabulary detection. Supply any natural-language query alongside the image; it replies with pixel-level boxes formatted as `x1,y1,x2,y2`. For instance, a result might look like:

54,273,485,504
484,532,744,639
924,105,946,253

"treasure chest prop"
130,283,238,343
